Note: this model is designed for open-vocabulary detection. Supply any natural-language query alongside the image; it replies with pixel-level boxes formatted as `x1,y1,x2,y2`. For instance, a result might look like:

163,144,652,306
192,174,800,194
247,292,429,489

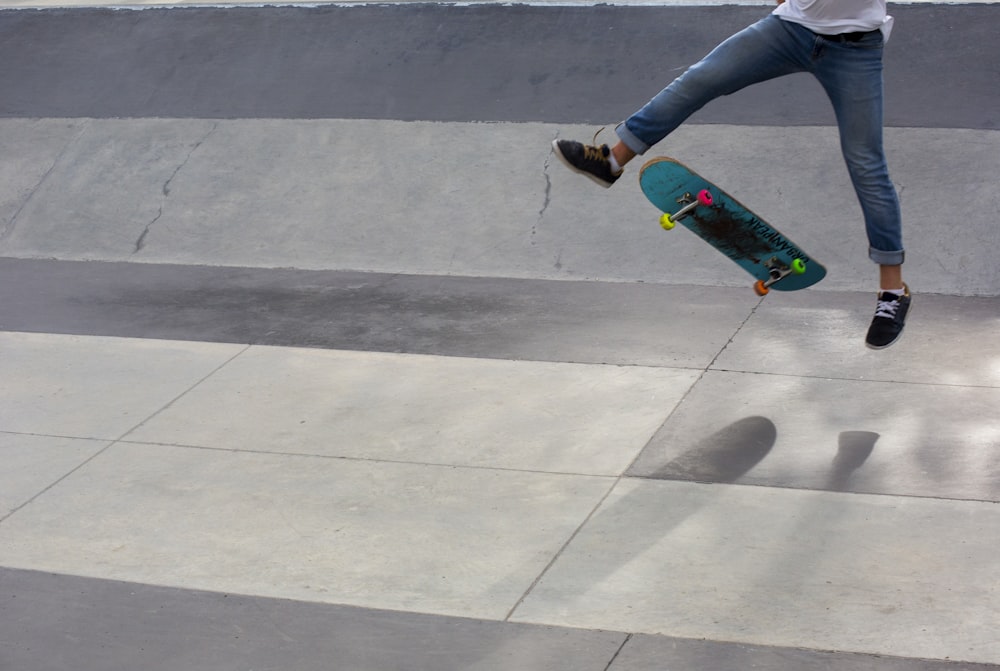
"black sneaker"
865,284,911,349
551,136,622,188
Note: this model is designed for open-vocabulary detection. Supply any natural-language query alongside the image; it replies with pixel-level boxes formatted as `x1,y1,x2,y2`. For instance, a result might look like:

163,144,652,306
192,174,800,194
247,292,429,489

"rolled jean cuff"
615,122,649,155
869,247,905,266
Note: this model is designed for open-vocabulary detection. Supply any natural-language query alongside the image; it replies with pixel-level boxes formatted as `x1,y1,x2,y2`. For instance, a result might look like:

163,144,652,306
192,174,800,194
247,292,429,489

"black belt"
819,29,880,43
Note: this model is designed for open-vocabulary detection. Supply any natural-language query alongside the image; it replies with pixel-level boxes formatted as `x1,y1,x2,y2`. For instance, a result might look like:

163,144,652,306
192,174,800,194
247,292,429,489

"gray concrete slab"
511,477,1000,664
714,289,1000,387
0,4,996,130
1,567,629,671
0,331,243,439
121,346,696,475
0,119,83,233
2,320,999,664
0,433,109,517
0,257,758,367
1,120,998,295
614,634,997,671
0,439,614,619
627,369,1000,501
0,118,219,259
8,566,990,671
5,259,1000,499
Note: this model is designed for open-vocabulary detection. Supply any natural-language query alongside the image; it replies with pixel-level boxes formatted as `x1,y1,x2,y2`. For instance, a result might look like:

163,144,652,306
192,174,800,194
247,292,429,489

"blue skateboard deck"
639,157,826,294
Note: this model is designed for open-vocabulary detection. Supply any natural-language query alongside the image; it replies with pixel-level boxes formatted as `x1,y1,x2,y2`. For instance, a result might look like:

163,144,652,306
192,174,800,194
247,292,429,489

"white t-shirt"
773,0,894,41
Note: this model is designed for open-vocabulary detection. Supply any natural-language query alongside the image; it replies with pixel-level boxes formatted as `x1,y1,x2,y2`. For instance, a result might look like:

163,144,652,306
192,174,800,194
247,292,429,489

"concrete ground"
1,2,999,670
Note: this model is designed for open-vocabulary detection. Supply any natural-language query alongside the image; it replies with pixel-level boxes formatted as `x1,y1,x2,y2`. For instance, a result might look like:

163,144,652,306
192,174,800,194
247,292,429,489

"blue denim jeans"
618,15,904,265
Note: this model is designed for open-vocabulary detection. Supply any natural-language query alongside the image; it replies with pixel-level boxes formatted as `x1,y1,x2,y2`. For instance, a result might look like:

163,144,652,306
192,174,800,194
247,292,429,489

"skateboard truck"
754,256,808,296
660,189,713,230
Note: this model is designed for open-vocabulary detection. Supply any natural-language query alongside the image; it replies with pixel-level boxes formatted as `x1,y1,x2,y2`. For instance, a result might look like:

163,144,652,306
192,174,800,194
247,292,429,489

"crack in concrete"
0,121,89,244
539,147,553,221
133,122,218,254
134,206,163,254
533,133,557,246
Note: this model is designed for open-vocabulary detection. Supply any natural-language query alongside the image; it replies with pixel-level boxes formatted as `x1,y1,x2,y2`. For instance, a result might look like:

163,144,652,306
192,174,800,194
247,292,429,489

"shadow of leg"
827,430,879,491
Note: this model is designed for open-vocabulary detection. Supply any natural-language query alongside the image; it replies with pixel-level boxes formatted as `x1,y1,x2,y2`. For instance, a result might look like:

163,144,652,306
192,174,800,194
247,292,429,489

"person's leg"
616,15,809,158
553,15,809,184
880,264,903,291
816,34,904,271
813,32,909,347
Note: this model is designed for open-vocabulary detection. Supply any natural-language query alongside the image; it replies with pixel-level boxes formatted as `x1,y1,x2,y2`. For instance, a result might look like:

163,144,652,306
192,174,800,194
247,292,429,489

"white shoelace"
874,294,902,320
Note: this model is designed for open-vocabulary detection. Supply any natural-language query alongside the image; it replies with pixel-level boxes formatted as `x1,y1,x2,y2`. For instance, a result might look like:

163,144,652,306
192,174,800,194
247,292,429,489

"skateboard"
639,157,826,295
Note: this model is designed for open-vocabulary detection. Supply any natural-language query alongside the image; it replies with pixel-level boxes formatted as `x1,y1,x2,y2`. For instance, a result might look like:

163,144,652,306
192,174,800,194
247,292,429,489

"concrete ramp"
2,118,998,294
